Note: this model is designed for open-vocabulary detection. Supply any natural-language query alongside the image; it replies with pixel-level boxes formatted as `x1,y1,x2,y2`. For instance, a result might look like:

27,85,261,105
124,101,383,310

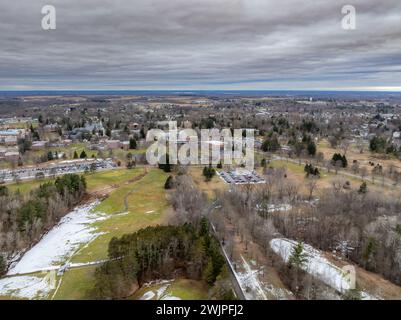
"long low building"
0,158,116,182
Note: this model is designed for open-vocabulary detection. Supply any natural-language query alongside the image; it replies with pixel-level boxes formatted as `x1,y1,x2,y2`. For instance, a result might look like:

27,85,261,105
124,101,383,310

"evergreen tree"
369,136,387,153
164,175,175,189
105,128,112,138
332,153,348,168
359,181,368,194
261,135,280,152
129,138,137,149
289,242,308,269
0,254,6,276
304,163,320,177
307,141,317,156
0,186,9,197
203,166,216,181
80,150,87,159
73,151,78,159
158,153,171,172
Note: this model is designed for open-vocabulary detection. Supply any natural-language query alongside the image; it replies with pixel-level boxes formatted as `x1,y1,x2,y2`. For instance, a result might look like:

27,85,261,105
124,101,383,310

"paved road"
208,203,247,300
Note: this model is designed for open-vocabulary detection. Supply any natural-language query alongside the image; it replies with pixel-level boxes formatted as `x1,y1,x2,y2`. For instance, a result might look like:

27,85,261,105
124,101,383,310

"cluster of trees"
208,164,401,298
0,174,86,265
273,188,401,287
304,164,320,177
73,150,88,159
203,166,216,181
261,134,280,152
129,138,137,149
369,135,399,156
288,135,316,157
369,136,388,153
331,153,348,168
90,219,227,299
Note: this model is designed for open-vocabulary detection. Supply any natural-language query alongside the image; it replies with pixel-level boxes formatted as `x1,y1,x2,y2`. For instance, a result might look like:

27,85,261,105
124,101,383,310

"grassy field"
317,139,401,171
85,168,142,191
53,168,170,299
268,159,306,174
52,266,97,300
4,168,141,194
188,167,227,200
268,158,399,197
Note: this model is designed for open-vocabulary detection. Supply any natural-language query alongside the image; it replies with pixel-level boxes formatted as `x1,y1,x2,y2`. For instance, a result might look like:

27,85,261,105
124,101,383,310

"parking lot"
0,158,116,182
217,169,265,185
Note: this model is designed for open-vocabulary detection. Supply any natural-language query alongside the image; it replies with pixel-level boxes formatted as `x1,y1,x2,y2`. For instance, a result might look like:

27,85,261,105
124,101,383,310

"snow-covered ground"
236,256,293,300
0,201,106,299
237,256,268,300
7,201,104,275
256,203,292,213
139,280,181,300
0,276,53,299
270,238,379,299
270,238,352,293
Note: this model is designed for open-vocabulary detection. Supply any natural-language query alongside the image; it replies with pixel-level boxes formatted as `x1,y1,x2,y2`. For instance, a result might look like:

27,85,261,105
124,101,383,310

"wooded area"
0,174,87,273
90,219,232,299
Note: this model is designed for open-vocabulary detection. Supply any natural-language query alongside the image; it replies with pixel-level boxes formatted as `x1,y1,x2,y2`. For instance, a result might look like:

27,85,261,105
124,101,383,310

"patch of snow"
361,292,380,300
139,291,155,300
270,238,354,294
143,279,173,287
156,285,169,299
7,201,105,275
138,280,181,300
237,256,268,300
0,276,53,299
256,203,292,213
265,285,293,300
161,295,181,300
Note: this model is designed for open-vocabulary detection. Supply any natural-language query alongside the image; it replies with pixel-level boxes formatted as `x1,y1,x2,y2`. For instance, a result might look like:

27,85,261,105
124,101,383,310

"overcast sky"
0,0,400,90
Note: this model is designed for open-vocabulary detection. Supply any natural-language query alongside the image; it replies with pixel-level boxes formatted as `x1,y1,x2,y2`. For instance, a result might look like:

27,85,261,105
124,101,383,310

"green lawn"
85,168,142,190
269,159,306,174
53,266,97,300
6,179,51,194
168,279,209,300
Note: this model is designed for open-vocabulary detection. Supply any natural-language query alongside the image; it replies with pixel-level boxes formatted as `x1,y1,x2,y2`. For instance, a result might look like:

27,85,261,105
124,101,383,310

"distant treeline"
0,174,86,272
90,218,230,299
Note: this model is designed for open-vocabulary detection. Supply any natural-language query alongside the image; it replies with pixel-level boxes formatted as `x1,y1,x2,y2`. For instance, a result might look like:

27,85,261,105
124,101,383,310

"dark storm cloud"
0,0,400,90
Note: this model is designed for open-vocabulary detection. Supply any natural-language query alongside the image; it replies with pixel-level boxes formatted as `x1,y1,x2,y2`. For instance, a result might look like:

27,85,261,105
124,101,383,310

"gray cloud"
0,0,400,90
